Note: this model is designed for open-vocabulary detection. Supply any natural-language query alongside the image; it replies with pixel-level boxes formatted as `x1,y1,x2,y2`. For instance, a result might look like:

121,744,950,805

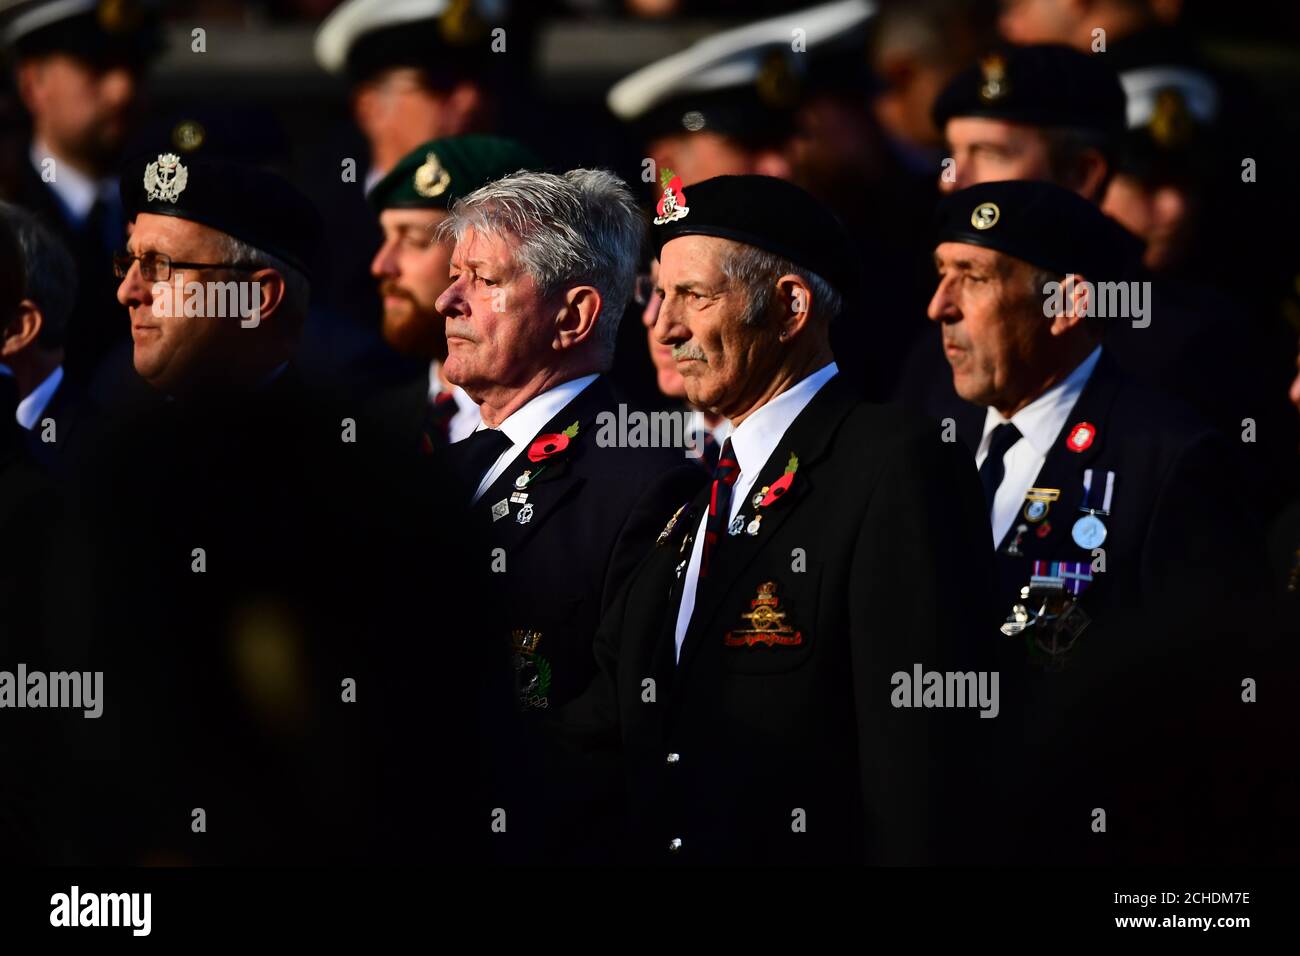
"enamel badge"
652,168,689,225
1066,421,1096,453
723,581,803,648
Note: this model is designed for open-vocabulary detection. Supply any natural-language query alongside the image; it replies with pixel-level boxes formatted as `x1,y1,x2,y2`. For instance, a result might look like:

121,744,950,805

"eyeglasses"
113,250,256,282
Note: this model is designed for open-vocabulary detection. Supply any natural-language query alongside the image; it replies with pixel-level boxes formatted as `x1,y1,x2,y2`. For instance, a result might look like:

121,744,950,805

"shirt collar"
31,141,116,225
16,364,63,430
980,346,1102,459
480,373,600,445
727,362,838,475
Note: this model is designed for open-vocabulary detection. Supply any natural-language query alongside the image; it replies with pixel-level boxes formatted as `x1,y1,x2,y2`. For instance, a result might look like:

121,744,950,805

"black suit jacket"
559,376,999,865
917,350,1271,862
452,375,707,860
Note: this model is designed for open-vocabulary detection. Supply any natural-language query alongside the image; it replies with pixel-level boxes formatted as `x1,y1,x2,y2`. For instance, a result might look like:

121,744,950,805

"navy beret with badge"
367,135,541,213
120,152,324,279
0,0,162,65
932,44,1126,136
649,173,857,300
934,180,1143,282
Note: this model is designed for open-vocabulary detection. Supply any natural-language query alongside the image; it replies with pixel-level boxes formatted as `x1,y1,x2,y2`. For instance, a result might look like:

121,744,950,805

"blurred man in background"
0,0,160,392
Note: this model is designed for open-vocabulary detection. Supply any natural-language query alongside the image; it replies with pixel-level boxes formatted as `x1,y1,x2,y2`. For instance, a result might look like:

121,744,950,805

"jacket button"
666,752,681,765
668,838,683,853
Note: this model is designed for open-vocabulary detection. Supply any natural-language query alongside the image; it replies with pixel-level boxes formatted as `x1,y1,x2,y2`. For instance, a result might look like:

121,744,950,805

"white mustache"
445,322,479,342
672,343,707,361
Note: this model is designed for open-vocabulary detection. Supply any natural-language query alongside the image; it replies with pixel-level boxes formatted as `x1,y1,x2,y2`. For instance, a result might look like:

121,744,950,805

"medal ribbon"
1081,468,1114,514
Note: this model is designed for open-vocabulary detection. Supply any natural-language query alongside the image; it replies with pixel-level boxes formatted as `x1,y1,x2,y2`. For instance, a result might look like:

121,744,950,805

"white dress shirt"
674,361,839,661
16,365,63,431
976,347,1102,547
429,361,480,444
466,373,599,504
31,141,116,227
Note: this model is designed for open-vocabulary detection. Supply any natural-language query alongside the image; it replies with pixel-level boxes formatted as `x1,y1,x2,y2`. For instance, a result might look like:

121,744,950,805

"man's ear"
774,274,816,341
1049,273,1092,335
1072,148,1111,203
14,60,44,114
1,301,44,358
250,269,286,326
554,285,601,351
753,148,793,181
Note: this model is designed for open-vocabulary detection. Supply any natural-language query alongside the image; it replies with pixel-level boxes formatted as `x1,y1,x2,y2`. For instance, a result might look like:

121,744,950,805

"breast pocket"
718,567,822,676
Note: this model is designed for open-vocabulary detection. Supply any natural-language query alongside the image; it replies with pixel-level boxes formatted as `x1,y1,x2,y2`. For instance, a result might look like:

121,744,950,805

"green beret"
367,135,542,213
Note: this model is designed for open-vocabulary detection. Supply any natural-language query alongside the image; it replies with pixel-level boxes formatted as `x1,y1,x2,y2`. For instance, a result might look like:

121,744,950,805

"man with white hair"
436,168,705,862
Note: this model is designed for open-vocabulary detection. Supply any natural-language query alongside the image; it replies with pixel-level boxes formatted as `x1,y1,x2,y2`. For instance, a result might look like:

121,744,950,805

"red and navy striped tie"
698,437,739,580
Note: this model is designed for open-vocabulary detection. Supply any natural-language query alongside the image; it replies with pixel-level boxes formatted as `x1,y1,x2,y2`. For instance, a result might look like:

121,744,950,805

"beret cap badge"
653,167,690,225
144,153,189,204
971,202,1000,230
414,152,452,198
978,54,1009,103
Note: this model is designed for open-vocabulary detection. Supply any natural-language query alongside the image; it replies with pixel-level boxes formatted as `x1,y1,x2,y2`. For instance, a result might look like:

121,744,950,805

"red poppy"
528,433,569,462
760,470,795,507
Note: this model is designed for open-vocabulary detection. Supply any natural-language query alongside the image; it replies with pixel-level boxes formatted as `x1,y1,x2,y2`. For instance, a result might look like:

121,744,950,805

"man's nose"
926,276,957,323
370,238,398,280
116,260,149,308
435,276,464,317
653,296,686,346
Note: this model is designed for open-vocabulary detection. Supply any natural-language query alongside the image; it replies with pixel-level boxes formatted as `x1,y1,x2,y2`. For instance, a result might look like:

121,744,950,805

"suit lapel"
994,353,1123,553
472,377,612,549
677,378,857,675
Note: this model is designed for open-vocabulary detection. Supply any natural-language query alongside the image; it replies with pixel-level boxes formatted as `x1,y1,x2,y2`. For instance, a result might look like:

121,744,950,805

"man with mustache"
435,168,705,862
928,179,1267,861
557,175,999,865
365,134,540,455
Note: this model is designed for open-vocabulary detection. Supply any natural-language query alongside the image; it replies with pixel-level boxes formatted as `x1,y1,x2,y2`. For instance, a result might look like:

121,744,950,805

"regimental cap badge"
756,48,800,110
510,629,542,657
978,54,1009,103
970,201,999,230
98,0,142,34
414,152,451,198
172,119,206,153
439,0,489,45
653,167,689,225
1148,87,1194,149
144,153,189,204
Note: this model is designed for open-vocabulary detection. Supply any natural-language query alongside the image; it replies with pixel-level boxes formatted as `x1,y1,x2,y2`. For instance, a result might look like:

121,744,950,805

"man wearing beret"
433,168,706,862
557,174,998,865
903,42,1293,516
45,153,484,864
364,135,540,454
927,179,1270,860
0,0,161,392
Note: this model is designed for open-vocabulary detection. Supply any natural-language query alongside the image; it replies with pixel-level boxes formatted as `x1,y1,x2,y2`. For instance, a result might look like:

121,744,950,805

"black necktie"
979,422,1022,512
697,437,740,581
450,427,513,499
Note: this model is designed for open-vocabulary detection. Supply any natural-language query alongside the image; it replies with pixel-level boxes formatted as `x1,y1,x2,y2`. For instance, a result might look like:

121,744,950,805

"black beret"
934,180,1143,281
932,44,1126,136
649,174,856,296
121,152,323,279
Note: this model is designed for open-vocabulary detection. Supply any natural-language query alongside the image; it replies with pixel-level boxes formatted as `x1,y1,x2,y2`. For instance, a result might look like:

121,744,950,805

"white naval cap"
314,0,508,78
1119,64,1220,130
607,0,876,126
0,0,159,58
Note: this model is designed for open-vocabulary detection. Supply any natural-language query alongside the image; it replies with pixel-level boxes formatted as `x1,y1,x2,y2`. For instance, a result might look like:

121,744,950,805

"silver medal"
517,503,535,525
746,516,762,536
1071,513,1107,549
514,471,531,490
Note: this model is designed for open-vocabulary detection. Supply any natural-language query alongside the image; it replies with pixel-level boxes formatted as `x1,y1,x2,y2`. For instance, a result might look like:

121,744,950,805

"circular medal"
746,517,762,536
1071,513,1107,549
515,471,531,490
752,488,768,509
1023,499,1049,523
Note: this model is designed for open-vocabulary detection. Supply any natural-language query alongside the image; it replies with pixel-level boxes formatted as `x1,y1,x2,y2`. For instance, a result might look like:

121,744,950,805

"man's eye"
480,276,497,286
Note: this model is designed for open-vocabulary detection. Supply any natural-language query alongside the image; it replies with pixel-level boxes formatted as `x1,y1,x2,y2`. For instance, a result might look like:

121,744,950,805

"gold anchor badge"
414,152,451,198
724,581,803,648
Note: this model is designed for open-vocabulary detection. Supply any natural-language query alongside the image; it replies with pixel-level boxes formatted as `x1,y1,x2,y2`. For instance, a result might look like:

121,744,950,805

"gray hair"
437,168,644,361
718,240,843,326
213,233,312,326
0,201,77,348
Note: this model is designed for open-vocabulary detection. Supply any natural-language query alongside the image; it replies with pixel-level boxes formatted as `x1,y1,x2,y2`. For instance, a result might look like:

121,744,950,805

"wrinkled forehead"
658,234,737,283
449,224,520,268
933,240,1017,274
